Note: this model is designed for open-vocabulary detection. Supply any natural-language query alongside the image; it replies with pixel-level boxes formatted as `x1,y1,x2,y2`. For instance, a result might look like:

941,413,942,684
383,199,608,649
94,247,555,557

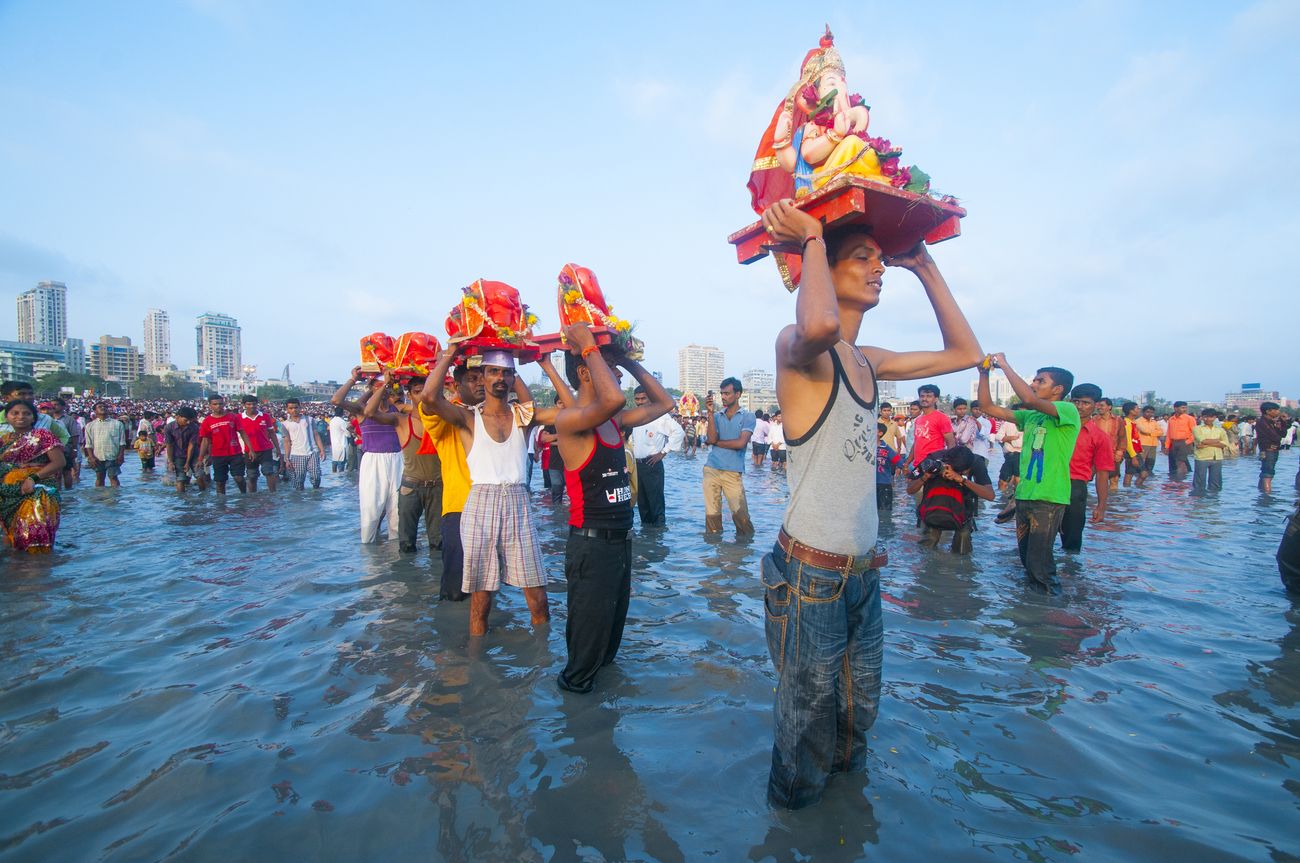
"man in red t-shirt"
1060,383,1116,552
238,394,282,492
910,383,955,466
198,394,253,494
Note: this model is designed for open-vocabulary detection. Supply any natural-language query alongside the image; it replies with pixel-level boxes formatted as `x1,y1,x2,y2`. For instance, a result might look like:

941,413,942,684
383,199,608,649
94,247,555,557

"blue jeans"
1192,459,1222,495
761,542,883,809
1261,449,1279,478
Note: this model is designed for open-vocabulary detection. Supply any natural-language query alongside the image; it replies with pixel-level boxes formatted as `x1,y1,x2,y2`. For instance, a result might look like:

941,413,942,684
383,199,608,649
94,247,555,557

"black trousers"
636,457,666,525
438,512,466,601
1059,478,1088,552
1017,500,1066,591
558,532,632,693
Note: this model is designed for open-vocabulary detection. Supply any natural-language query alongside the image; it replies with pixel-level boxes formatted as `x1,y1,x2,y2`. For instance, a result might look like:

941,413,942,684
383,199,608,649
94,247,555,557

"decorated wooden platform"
728,176,965,265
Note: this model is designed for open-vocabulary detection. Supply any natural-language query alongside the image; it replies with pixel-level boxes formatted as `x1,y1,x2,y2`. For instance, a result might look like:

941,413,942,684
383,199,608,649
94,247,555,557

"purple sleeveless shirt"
359,411,401,454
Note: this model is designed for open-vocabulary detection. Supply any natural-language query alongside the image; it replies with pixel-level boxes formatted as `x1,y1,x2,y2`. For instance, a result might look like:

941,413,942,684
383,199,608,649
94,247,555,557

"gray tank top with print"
782,347,878,557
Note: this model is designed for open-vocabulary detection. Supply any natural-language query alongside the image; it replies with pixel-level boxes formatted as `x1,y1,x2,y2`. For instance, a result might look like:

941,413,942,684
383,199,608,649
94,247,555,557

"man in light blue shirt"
703,376,756,535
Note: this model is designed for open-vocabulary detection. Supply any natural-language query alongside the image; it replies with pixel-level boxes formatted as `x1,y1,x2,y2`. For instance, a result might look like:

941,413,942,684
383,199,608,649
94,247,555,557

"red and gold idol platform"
728,176,966,291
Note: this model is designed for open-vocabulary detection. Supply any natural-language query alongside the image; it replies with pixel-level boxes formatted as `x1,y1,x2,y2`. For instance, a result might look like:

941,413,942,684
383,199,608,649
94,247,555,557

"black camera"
910,455,946,479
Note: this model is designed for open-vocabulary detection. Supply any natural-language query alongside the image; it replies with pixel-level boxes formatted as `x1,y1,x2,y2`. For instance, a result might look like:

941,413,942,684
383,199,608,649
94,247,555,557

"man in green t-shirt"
977,353,1080,591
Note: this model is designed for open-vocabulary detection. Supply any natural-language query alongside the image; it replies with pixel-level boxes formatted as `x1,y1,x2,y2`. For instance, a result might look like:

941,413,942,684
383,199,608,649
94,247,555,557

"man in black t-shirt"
552,323,675,694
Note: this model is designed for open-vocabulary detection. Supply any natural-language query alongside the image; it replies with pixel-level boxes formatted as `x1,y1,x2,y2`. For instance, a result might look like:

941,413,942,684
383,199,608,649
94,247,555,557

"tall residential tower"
677,344,725,397
195,313,241,380
143,309,171,375
16,280,68,348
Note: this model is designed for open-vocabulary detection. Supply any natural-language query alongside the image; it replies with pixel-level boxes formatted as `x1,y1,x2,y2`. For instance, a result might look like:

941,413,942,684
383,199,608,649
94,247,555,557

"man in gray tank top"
759,199,983,809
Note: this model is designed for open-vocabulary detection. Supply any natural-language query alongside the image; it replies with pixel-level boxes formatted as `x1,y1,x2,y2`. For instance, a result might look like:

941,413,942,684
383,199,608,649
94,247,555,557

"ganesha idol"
358,331,441,379
749,27,931,210
550,264,644,360
445,279,541,361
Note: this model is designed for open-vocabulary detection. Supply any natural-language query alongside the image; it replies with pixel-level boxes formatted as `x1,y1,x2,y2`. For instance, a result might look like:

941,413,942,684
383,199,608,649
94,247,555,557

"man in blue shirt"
703,376,756,536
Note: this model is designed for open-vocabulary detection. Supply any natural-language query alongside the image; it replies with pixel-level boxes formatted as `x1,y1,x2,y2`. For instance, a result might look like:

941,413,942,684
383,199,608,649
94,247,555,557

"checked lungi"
287,453,321,489
460,482,547,593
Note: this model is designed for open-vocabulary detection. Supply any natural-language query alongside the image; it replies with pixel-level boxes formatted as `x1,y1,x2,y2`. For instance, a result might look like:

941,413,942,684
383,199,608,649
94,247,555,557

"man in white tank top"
759,200,983,809
424,346,570,637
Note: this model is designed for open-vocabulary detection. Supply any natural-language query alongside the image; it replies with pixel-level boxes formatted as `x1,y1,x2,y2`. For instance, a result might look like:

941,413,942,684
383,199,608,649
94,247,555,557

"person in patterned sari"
0,399,65,553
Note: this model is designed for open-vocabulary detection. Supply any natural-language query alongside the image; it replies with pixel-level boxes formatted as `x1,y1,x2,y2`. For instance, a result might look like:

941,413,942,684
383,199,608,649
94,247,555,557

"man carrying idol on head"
547,264,675,694
736,29,981,808
423,280,577,637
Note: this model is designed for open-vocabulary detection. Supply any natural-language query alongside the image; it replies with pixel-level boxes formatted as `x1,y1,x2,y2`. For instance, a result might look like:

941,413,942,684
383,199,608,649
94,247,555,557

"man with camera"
906,445,994,554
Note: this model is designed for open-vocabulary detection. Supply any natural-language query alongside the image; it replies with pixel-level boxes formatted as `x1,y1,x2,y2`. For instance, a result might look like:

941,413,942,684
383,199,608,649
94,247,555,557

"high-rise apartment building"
16,280,68,348
89,335,144,382
63,337,86,375
677,344,725,397
195,313,241,380
740,368,778,413
143,309,171,375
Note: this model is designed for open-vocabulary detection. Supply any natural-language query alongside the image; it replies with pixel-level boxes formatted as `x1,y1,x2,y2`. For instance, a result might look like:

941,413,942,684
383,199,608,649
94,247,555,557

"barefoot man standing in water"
760,200,982,809
425,346,551,636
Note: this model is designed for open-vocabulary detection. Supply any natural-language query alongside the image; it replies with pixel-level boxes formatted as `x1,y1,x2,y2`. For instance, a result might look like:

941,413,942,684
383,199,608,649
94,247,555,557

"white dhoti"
359,451,402,542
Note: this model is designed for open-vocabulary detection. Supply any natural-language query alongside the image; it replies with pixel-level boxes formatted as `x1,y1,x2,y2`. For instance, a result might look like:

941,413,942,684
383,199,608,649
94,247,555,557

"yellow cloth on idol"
810,136,888,193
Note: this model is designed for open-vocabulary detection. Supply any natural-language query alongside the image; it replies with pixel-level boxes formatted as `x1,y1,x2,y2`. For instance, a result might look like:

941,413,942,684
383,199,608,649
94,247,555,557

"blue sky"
2,1,1297,400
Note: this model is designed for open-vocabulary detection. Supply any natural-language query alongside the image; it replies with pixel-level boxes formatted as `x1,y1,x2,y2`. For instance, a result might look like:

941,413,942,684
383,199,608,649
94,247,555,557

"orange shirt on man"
1165,414,1196,450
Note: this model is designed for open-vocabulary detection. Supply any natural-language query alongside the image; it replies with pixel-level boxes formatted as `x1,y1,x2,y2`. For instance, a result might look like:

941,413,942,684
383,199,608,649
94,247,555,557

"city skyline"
5,276,1295,410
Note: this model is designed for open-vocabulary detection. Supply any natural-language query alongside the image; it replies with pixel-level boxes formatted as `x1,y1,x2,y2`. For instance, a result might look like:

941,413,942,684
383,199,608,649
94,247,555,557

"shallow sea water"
2,452,1298,862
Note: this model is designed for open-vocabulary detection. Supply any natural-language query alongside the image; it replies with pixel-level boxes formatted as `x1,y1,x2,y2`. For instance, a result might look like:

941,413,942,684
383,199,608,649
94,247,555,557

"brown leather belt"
778,527,860,572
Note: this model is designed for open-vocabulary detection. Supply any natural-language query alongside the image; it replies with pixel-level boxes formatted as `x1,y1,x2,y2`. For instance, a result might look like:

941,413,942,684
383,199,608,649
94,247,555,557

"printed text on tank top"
565,419,633,529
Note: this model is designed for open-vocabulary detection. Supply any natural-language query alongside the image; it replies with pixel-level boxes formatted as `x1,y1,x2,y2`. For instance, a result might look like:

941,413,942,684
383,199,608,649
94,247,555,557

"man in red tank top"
551,323,675,694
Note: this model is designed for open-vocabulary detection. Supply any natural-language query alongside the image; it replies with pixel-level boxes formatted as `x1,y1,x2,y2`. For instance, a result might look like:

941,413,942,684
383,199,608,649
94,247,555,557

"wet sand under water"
2,453,1299,862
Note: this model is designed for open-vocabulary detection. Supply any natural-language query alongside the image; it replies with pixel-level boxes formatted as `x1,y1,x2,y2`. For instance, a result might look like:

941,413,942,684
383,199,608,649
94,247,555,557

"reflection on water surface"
2,455,1298,861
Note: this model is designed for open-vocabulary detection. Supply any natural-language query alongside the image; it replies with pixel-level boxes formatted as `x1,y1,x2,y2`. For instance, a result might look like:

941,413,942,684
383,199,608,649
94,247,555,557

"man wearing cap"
416,356,486,601
425,346,550,635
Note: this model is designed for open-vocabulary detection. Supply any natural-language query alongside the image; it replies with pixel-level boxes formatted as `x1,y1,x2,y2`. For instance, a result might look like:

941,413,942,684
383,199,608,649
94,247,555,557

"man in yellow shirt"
415,360,485,602
1191,408,1230,496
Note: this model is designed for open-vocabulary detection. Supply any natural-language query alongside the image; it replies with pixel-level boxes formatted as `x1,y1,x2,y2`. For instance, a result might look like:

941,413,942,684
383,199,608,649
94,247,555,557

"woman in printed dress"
0,399,65,553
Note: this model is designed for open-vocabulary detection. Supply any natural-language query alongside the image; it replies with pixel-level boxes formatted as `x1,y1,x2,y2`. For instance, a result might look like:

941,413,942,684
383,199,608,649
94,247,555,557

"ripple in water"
1,455,1298,861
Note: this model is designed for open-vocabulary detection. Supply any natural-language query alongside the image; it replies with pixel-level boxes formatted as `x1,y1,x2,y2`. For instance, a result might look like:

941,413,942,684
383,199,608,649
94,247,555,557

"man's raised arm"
331,367,369,415
362,371,401,426
977,361,1016,423
861,245,982,381
764,201,840,371
553,324,626,434
421,346,474,428
989,353,1061,418
617,357,674,429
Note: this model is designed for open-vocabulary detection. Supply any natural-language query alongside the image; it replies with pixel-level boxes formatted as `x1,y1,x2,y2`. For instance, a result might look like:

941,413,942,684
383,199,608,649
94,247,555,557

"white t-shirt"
282,417,316,455
994,420,1023,454
752,418,771,445
768,422,785,450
